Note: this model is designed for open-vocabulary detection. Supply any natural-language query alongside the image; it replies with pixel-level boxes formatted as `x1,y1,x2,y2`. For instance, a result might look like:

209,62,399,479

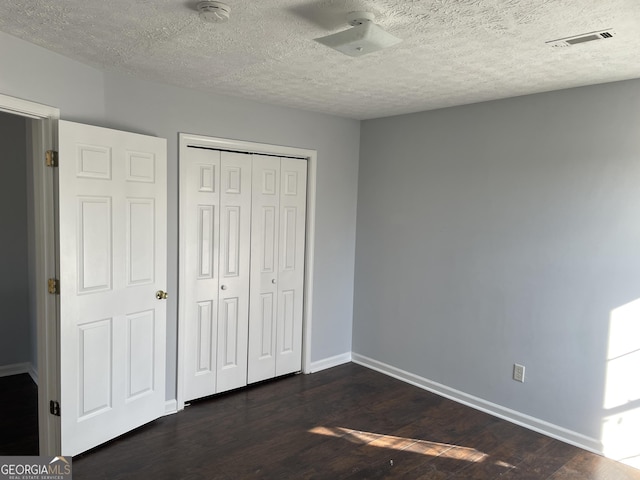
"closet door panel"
248,156,280,383
216,152,252,393
183,149,220,401
276,158,307,376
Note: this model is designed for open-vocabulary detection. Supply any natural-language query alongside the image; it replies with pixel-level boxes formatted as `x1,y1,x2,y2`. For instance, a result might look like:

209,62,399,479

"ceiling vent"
546,29,616,47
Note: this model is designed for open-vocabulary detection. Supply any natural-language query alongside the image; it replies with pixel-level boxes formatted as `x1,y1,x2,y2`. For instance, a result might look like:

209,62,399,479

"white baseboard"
28,363,38,385
351,352,603,455
0,362,30,378
164,399,178,415
310,352,352,373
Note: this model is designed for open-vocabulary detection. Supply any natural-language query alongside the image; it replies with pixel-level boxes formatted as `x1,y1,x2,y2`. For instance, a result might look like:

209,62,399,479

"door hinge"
45,150,58,167
48,278,59,295
50,400,60,417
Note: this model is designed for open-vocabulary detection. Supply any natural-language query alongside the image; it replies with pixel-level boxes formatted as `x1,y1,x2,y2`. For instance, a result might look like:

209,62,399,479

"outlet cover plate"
513,364,525,382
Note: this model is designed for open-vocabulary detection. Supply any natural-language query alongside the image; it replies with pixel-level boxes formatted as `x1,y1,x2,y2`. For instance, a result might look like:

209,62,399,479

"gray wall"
0,31,359,399
0,31,105,123
0,111,30,367
354,79,640,442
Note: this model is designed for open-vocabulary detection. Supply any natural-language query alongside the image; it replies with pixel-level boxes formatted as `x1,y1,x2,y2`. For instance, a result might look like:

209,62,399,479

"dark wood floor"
69,363,640,479
0,373,39,455
2,366,638,478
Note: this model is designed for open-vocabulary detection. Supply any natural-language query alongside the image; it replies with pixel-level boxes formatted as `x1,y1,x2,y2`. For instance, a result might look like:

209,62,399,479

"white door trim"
177,133,317,411
0,93,60,455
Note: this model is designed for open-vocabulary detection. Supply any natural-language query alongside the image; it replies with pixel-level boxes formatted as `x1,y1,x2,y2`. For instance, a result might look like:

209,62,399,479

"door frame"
176,133,317,410
0,93,60,455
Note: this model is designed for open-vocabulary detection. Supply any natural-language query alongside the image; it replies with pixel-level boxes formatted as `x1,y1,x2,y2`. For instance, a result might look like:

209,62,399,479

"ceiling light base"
347,11,375,26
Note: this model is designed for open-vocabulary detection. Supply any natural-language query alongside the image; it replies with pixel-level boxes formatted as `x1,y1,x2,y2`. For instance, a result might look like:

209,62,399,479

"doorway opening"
0,93,60,456
0,110,37,454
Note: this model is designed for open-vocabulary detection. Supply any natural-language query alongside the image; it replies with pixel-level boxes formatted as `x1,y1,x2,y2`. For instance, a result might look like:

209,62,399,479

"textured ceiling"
1,0,639,119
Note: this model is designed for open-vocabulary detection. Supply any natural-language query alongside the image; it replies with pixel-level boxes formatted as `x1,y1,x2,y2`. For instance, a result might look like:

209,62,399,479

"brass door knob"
156,290,168,300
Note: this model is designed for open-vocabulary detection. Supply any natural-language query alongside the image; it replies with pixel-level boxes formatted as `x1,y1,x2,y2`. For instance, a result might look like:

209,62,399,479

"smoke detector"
197,1,230,23
314,11,402,57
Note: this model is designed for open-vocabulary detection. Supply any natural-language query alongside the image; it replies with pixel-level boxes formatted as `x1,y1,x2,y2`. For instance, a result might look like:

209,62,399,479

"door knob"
156,290,168,300
271,279,276,284
221,285,227,290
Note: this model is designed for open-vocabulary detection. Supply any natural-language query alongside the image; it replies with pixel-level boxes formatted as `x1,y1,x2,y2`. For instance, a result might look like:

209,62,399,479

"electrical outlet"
513,364,525,383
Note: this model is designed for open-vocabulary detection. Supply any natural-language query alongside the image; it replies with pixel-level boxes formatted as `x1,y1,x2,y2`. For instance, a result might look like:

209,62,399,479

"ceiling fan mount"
346,11,375,26
314,11,402,58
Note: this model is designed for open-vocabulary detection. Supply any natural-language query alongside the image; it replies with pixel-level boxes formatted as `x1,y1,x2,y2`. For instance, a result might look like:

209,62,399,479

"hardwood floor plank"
446,422,552,478
497,439,581,480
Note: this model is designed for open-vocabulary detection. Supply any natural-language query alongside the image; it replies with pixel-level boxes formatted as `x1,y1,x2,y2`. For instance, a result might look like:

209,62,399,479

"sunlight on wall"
602,299,640,468
308,426,514,468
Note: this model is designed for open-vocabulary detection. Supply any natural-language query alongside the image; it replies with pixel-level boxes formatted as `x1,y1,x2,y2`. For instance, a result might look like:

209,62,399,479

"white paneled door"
248,156,281,383
182,146,307,402
58,121,167,456
182,147,220,401
274,158,307,377
182,149,252,400
248,156,307,383
216,152,252,392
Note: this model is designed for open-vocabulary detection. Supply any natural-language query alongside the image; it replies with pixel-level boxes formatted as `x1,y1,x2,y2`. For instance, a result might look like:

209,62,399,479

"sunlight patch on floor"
308,426,514,467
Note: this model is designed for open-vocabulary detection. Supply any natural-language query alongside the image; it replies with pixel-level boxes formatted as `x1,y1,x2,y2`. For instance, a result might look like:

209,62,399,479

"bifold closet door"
216,152,251,393
183,149,251,400
248,156,280,383
183,147,220,401
248,157,307,383
275,158,307,376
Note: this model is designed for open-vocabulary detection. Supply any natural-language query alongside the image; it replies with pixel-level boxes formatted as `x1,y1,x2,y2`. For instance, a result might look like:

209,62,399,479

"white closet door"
182,148,220,401
181,146,306,399
248,156,281,383
248,156,308,382
59,121,167,456
216,151,252,393
276,158,307,376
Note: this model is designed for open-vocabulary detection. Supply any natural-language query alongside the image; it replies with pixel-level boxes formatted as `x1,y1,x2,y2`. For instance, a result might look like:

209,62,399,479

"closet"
181,146,307,402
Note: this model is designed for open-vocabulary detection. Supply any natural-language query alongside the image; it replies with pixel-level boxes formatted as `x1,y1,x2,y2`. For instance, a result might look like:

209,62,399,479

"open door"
58,121,167,456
